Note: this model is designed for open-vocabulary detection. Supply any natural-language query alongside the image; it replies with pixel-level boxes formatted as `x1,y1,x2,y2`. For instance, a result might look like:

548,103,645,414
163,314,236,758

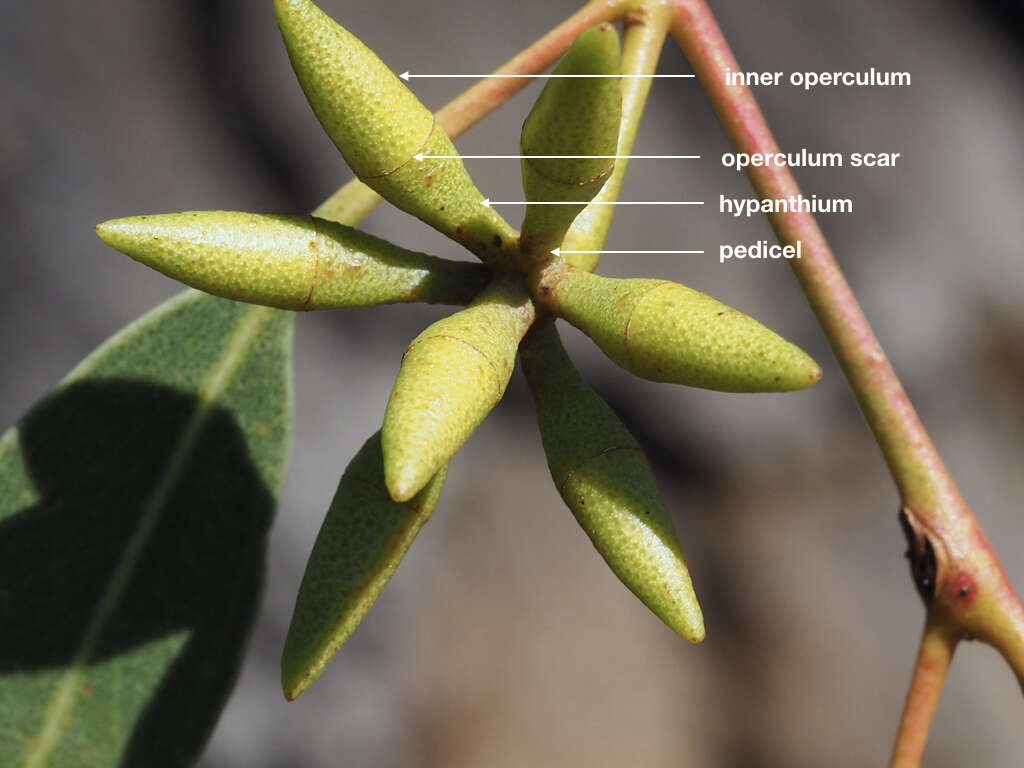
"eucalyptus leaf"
0,290,293,767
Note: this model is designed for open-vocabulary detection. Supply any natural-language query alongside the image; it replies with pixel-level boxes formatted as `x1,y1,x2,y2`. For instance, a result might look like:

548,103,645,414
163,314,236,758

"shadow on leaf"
0,379,274,767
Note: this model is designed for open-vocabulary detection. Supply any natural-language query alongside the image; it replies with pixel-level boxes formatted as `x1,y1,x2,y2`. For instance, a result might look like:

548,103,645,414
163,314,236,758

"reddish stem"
889,616,959,768
669,1,947,511
669,0,1024,758
436,0,630,136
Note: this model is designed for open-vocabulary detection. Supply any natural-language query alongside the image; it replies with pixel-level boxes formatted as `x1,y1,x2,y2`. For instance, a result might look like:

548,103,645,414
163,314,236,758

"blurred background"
2,0,1023,765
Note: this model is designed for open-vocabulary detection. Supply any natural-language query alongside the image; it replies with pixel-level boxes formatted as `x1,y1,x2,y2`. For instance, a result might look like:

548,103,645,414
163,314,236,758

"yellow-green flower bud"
521,319,704,641
531,261,822,392
558,8,670,272
281,432,447,701
274,0,519,269
382,275,536,502
520,24,622,260
95,211,490,310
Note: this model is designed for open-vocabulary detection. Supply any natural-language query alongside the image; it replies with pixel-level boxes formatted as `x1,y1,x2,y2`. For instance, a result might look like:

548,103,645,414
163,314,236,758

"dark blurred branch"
182,0,318,209
974,0,1024,52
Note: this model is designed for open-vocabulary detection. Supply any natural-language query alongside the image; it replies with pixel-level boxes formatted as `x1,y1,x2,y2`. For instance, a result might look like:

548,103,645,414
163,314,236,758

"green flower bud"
521,319,704,641
558,9,670,272
520,24,622,260
531,262,822,392
382,276,536,502
275,0,519,269
281,432,447,701
95,212,489,310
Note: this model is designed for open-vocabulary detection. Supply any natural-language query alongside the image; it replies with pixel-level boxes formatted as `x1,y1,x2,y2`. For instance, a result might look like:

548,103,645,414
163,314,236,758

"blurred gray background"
3,0,1023,765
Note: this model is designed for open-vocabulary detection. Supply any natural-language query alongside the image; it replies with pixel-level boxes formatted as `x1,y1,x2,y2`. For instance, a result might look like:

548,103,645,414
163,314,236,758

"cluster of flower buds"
96,0,821,701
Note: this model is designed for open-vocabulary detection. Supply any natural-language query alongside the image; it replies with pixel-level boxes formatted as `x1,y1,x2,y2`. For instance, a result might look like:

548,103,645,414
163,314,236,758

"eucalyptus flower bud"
275,0,518,269
281,432,447,701
521,319,704,641
382,275,536,502
96,211,489,309
519,24,621,260
531,261,822,392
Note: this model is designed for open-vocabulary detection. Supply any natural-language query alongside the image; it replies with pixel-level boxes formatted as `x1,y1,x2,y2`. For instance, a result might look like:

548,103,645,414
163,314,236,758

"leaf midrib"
22,304,275,768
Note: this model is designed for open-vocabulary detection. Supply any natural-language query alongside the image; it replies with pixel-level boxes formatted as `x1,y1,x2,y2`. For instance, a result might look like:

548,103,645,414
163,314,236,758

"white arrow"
551,247,705,256
480,199,704,207
400,71,693,80
414,153,700,161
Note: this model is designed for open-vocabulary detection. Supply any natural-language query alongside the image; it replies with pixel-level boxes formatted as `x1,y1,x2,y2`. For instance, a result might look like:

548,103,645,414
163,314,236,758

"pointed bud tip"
664,589,705,643
273,0,310,13
809,361,823,384
685,621,707,644
662,598,705,643
785,354,823,391
384,470,419,504
281,670,309,702
273,0,308,23
94,217,139,250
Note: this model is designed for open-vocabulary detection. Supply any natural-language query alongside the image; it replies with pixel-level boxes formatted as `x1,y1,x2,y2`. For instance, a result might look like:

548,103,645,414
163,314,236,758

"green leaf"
0,291,293,767
282,432,447,701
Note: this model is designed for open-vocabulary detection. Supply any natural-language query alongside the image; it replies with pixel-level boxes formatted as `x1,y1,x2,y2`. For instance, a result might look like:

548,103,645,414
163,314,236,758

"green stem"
312,179,380,227
315,0,630,227
669,0,1024,740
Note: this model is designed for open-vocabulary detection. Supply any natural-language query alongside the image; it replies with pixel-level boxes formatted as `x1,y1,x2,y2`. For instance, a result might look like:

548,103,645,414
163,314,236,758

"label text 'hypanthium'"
720,194,852,217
